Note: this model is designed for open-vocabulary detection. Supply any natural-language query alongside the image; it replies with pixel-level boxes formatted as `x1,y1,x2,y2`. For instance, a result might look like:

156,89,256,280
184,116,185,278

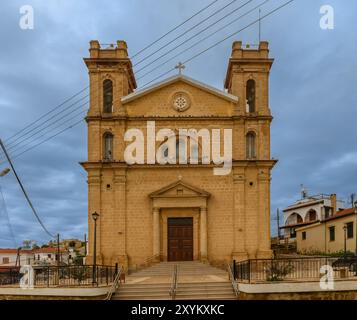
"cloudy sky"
0,0,356,247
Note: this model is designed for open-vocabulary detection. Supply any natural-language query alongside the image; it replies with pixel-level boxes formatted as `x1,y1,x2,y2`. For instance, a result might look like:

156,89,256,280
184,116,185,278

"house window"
103,79,113,113
246,79,256,113
246,132,256,159
2,257,9,264
48,254,52,259
347,222,354,239
302,232,306,240
329,226,335,241
103,133,114,160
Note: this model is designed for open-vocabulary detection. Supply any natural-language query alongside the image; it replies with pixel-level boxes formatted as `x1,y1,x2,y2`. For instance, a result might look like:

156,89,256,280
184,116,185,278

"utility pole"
277,208,281,238
350,193,356,208
57,233,60,266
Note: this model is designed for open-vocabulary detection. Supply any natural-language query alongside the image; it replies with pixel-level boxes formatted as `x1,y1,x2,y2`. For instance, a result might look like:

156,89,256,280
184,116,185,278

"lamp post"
343,224,347,259
0,168,10,177
92,211,99,285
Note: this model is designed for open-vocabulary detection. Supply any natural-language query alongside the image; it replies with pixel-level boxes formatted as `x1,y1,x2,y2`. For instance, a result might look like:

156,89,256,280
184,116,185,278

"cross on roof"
175,62,185,75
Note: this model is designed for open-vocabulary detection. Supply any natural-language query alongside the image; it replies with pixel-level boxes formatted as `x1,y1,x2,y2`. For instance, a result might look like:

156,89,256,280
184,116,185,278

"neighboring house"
32,247,69,265
0,249,34,266
281,190,344,242
296,207,357,254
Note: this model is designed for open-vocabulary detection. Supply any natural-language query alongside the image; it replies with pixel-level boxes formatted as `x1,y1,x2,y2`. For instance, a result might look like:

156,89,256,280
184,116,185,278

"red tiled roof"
0,247,67,254
32,247,66,253
0,249,32,254
323,208,357,222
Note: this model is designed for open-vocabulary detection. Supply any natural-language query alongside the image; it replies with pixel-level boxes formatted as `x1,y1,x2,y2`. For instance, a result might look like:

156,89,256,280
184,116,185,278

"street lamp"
92,211,99,285
0,168,10,177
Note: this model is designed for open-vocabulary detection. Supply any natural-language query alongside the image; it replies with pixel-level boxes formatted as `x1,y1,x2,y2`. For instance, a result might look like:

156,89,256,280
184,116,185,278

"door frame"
160,208,200,262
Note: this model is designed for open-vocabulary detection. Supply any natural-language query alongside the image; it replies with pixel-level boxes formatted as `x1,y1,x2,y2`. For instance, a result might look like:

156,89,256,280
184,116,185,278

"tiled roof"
323,208,356,222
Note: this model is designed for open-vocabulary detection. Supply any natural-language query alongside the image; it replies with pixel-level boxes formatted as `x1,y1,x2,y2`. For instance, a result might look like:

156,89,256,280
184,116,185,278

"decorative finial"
175,62,185,75
178,175,182,181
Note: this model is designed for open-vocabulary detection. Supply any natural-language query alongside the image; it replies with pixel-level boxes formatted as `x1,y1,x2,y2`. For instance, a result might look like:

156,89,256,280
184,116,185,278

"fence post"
47,267,50,287
248,260,251,283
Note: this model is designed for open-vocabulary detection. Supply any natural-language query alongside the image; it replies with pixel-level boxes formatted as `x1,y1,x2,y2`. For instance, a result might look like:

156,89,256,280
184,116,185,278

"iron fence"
233,256,357,283
0,265,118,287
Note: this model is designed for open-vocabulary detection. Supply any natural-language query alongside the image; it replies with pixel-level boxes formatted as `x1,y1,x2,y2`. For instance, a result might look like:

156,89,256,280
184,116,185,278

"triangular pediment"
149,179,210,198
121,74,238,104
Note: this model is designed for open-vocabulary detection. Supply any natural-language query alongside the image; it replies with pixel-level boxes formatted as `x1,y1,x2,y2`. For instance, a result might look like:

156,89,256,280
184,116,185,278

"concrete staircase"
112,261,237,300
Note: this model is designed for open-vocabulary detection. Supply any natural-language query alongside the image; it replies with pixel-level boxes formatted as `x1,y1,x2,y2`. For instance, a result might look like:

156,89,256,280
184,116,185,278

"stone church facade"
81,40,277,269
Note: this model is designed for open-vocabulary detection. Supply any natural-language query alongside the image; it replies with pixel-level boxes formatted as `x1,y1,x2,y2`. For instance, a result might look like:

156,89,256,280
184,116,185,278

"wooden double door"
168,218,193,261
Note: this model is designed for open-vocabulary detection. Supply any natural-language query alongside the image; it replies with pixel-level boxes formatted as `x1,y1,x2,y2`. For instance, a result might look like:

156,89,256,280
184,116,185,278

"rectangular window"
329,226,335,241
302,232,306,240
347,222,354,239
2,257,9,264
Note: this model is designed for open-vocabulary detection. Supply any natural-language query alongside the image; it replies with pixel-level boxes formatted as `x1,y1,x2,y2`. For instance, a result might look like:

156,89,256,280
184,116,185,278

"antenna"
259,8,261,42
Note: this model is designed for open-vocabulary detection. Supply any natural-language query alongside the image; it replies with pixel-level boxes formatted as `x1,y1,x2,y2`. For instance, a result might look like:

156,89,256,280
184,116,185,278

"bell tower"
82,41,136,268
225,41,277,261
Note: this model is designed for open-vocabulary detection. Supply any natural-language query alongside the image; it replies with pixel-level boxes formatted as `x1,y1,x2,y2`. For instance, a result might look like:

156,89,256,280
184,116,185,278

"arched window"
103,79,113,113
162,139,186,163
103,132,113,160
246,132,256,159
246,80,256,113
305,209,317,222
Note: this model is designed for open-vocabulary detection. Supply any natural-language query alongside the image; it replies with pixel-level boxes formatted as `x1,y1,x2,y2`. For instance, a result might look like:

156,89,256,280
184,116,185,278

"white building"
281,189,345,240
0,249,34,266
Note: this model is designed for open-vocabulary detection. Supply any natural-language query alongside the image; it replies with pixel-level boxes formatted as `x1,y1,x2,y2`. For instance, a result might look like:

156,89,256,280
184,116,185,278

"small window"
347,222,354,239
246,80,256,113
302,232,306,240
103,133,114,160
103,79,113,113
246,132,256,159
329,226,335,242
48,254,52,259
2,257,9,264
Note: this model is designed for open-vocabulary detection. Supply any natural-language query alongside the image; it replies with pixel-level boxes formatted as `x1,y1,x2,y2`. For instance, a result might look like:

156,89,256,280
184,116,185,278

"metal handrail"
227,262,239,297
169,264,178,300
105,267,122,300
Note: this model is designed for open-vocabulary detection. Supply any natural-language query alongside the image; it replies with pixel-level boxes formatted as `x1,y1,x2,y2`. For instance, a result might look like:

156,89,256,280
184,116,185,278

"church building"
81,40,277,269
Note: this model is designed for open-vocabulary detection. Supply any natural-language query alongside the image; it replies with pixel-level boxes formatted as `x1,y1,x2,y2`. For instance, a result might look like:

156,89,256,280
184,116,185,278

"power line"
5,102,88,154
5,86,88,143
3,1,223,148
5,108,87,159
131,0,219,59
137,0,270,81
135,0,255,75
141,0,295,88
0,116,85,166
0,139,56,238
133,0,239,67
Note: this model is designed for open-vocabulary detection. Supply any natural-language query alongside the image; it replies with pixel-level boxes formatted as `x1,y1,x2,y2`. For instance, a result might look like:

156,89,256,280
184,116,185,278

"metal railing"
227,262,239,297
169,264,178,300
0,265,117,287
105,267,122,300
233,256,357,283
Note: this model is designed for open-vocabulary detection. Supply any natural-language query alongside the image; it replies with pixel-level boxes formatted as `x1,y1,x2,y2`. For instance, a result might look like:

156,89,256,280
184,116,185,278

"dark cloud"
0,0,356,246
